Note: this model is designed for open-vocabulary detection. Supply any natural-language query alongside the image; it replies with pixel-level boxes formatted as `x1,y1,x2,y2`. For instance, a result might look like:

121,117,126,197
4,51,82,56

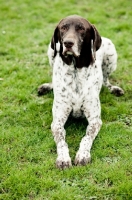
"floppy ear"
51,26,60,57
50,19,64,57
80,20,102,67
91,24,102,60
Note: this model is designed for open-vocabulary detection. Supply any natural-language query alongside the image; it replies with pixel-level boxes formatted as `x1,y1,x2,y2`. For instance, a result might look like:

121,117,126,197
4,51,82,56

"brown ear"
91,24,102,60
81,20,102,66
51,26,59,57
50,19,64,57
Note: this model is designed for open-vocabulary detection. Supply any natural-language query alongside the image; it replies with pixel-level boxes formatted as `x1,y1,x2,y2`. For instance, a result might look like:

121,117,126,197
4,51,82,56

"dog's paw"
56,156,72,170
38,83,52,96
74,151,91,166
110,86,124,97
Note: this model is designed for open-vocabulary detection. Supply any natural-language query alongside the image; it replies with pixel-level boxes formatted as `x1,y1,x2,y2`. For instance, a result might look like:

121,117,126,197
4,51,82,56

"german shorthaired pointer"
38,15,124,169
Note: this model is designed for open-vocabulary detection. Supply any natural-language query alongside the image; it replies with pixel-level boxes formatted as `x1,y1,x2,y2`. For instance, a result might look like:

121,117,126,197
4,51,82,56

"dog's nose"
64,41,74,48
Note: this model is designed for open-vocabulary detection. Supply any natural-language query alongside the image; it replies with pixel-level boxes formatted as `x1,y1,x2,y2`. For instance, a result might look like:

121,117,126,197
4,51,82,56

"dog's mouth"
62,48,79,57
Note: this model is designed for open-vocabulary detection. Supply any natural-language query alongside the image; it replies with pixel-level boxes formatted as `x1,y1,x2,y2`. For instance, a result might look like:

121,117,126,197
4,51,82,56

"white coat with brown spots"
38,15,124,169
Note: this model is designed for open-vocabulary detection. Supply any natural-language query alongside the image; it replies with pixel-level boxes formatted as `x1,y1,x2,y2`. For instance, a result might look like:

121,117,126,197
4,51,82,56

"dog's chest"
53,59,88,95
53,56,102,117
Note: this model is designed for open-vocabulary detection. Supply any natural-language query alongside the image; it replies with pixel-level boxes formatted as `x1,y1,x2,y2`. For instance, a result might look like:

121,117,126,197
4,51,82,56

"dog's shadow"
64,116,88,155
65,116,88,130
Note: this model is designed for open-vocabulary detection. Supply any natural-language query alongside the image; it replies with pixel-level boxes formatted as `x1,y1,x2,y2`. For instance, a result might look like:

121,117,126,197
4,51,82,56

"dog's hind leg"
38,83,53,96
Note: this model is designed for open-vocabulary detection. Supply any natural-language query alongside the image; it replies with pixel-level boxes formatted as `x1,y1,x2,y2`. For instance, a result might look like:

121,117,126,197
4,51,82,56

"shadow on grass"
65,116,88,131
64,116,88,158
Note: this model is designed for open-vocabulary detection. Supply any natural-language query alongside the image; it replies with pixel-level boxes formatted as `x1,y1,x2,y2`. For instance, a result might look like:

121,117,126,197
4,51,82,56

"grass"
0,0,132,199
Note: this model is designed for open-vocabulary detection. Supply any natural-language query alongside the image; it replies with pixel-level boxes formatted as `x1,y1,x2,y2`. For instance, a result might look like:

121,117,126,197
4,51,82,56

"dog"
38,15,124,169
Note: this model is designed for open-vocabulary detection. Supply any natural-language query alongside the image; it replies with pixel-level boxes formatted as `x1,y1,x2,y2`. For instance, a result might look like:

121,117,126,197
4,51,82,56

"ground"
0,0,132,199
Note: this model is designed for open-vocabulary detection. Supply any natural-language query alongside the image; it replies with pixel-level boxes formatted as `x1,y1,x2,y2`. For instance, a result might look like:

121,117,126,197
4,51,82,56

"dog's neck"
61,51,94,68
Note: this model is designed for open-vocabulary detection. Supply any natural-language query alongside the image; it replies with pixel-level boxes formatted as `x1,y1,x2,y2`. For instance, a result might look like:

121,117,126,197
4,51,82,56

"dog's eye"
76,25,85,32
80,27,85,31
61,26,68,31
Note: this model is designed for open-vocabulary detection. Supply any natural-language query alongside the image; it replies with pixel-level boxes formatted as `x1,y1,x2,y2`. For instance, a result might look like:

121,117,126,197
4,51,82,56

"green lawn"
0,0,132,199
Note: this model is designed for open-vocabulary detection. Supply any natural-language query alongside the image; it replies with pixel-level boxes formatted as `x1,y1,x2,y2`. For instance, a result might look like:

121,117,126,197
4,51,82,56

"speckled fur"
38,17,124,169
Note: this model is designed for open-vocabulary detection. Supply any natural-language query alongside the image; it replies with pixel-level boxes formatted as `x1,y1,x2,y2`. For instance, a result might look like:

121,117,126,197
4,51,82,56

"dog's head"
51,15,102,68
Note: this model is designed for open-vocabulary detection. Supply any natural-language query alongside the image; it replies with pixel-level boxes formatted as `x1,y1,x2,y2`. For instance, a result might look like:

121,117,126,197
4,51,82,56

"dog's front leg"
75,98,102,166
51,103,72,169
